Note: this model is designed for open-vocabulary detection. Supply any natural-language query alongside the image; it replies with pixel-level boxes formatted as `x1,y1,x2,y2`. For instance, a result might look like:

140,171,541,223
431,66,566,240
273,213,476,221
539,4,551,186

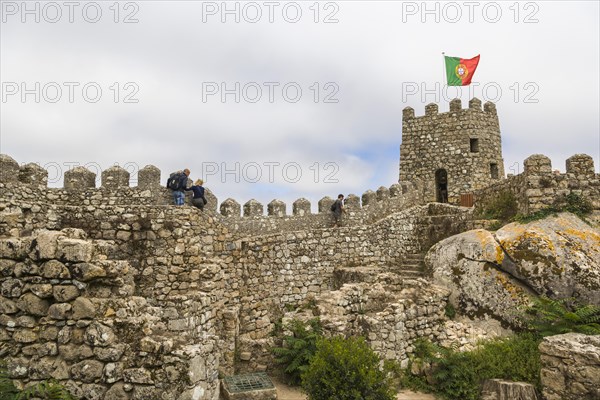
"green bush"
402,335,541,400
479,191,518,222
272,318,323,385
522,296,600,336
301,336,395,400
0,362,74,400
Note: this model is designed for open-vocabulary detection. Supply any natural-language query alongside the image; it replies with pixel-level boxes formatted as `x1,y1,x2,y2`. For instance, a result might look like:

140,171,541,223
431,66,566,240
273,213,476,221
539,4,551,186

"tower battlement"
399,98,504,204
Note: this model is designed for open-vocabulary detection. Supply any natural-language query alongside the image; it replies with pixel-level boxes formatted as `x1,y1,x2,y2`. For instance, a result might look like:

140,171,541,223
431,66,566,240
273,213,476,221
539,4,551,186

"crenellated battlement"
0,154,428,236
474,153,600,218
3,149,597,235
402,97,497,121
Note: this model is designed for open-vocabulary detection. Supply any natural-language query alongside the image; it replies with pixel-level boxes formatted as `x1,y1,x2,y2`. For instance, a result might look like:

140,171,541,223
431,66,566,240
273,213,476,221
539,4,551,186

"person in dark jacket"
166,169,190,206
331,194,345,227
187,179,207,210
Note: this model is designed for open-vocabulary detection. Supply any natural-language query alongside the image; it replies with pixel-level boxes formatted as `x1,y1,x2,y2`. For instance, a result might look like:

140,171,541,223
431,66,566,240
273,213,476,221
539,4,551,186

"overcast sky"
1,0,599,210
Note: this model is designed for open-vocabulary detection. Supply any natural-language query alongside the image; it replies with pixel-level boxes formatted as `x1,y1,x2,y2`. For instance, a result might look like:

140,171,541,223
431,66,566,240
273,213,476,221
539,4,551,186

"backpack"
168,172,185,191
330,201,337,212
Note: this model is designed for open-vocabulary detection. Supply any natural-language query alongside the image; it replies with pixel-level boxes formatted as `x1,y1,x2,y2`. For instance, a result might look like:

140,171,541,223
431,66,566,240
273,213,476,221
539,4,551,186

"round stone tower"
399,98,505,204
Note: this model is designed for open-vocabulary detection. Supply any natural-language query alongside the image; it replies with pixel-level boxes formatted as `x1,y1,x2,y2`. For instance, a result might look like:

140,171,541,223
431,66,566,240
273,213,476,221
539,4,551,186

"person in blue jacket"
187,179,207,210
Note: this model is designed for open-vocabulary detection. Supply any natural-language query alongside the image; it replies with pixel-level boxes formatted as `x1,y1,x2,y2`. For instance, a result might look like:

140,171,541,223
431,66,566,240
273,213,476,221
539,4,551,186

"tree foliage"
271,318,323,385
522,295,600,336
301,336,395,400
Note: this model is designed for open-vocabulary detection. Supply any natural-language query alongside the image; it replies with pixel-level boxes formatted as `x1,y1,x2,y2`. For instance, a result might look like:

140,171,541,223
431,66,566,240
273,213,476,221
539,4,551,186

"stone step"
397,271,423,278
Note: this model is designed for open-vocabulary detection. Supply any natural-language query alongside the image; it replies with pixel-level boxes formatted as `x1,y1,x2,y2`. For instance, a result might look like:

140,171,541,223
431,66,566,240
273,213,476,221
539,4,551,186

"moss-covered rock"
425,213,600,328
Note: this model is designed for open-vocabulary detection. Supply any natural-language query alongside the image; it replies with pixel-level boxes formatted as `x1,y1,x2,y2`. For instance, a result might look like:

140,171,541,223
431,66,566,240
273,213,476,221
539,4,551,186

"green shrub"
479,191,518,222
272,318,323,385
401,335,541,400
521,296,600,336
302,336,395,400
444,303,456,319
0,361,74,400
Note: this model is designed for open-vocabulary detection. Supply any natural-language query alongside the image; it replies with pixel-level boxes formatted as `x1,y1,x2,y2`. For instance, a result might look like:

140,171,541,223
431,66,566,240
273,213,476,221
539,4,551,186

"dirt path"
272,377,437,400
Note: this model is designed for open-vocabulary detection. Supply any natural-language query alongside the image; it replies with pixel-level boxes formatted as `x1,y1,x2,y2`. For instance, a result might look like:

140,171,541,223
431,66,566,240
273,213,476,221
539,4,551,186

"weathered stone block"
0,296,18,314
244,199,263,217
84,322,115,347
469,97,482,110
449,98,462,111
292,198,311,216
137,164,161,188
124,368,154,384
102,166,130,189
389,184,402,197
480,379,537,400
17,292,50,316
64,166,96,190
0,154,20,183
361,190,376,207
318,196,335,213
71,263,106,281
344,194,360,208
221,198,241,217
71,359,104,383
57,238,93,263
94,344,126,361
72,297,97,319
48,303,72,319
267,200,286,217
566,154,595,178
425,103,438,115
524,154,552,175
104,383,129,400
376,186,390,201
53,285,80,302
18,162,48,186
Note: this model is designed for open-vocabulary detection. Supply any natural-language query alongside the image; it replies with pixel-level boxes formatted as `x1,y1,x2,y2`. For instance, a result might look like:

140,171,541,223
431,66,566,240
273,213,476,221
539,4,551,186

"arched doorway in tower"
435,169,448,203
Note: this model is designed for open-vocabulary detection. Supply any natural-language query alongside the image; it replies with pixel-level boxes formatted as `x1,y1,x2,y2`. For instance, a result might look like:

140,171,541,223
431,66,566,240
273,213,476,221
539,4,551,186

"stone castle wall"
0,153,475,399
0,226,222,400
2,141,599,399
400,98,505,203
474,154,600,219
539,333,600,400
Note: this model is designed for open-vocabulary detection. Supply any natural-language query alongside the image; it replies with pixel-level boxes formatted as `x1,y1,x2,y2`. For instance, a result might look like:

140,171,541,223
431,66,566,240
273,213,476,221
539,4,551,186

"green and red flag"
444,54,480,86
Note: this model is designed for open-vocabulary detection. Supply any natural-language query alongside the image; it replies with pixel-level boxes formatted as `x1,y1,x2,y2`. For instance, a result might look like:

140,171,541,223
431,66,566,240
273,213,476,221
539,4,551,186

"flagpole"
442,52,447,93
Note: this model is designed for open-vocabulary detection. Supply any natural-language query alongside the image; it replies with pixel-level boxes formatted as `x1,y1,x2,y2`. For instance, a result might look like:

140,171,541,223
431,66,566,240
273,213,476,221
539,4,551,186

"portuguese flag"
444,54,480,86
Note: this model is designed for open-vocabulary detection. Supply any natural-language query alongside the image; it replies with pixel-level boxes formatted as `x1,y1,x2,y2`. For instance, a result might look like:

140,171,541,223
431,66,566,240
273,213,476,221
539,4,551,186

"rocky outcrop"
539,333,600,400
496,214,600,305
426,213,600,327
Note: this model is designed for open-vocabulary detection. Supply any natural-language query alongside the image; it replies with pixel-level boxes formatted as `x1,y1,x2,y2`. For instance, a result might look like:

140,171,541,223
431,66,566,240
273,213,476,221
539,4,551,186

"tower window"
490,163,499,179
470,138,479,152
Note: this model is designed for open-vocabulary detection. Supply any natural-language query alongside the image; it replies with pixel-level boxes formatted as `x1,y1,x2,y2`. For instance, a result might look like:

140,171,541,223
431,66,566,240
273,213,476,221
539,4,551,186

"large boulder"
425,229,531,327
495,213,600,305
426,213,600,327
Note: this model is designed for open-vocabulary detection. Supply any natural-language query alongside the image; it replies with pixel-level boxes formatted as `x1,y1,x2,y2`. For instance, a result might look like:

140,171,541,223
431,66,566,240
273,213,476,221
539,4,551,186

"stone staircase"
398,252,426,278
332,252,427,290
